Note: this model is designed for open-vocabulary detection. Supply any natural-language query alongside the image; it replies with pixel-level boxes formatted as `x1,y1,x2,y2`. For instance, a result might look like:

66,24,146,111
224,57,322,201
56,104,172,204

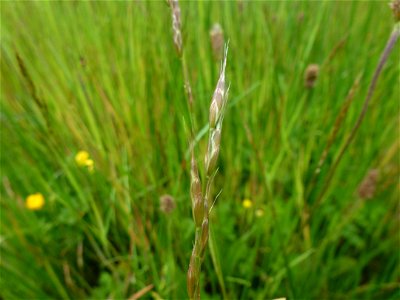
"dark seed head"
160,194,176,214
304,64,320,88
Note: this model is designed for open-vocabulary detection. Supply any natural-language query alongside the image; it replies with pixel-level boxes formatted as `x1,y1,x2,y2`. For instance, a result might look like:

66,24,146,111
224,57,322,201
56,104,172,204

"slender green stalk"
313,23,400,209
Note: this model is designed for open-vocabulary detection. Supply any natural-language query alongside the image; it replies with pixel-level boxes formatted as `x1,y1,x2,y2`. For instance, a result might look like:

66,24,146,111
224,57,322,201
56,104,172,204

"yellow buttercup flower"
25,193,45,210
75,151,90,166
85,159,94,173
75,151,94,172
242,199,253,209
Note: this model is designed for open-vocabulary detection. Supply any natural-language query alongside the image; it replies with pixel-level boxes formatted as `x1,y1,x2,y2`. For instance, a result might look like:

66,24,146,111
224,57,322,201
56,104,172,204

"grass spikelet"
208,45,229,129
190,148,204,227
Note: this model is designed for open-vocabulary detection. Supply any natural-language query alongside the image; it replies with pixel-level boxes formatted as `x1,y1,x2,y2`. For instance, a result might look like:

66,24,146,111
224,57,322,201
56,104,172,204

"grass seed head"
168,0,183,55
390,0,400,21
304,64,320,88
160,194,176,214
207,46,229,173
357,169,379,199
210,23,224,60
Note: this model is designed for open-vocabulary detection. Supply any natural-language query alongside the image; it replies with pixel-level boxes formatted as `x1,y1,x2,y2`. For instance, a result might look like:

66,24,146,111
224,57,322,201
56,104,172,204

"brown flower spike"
304,64,320,88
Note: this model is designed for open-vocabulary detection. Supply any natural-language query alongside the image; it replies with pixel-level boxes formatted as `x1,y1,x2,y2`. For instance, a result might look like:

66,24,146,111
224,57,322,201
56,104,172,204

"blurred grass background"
1,1,399,299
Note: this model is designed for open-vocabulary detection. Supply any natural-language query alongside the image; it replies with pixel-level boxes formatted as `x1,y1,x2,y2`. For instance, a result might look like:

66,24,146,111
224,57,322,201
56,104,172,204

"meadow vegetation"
1,1,399,299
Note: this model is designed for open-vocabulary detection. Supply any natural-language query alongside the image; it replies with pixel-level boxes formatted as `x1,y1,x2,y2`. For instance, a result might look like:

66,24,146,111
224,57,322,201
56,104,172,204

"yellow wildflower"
85,159,94,173
75,151,90,166
75,151,94,172
242,199,253,209
25,193,45,210
255,209,264,217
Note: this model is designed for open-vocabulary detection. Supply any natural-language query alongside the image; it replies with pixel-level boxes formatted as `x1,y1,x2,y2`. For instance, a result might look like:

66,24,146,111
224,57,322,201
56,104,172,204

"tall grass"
1,1,399,299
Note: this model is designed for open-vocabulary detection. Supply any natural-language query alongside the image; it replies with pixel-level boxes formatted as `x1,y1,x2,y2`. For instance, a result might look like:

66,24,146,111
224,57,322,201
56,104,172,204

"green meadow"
1,1,399,299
